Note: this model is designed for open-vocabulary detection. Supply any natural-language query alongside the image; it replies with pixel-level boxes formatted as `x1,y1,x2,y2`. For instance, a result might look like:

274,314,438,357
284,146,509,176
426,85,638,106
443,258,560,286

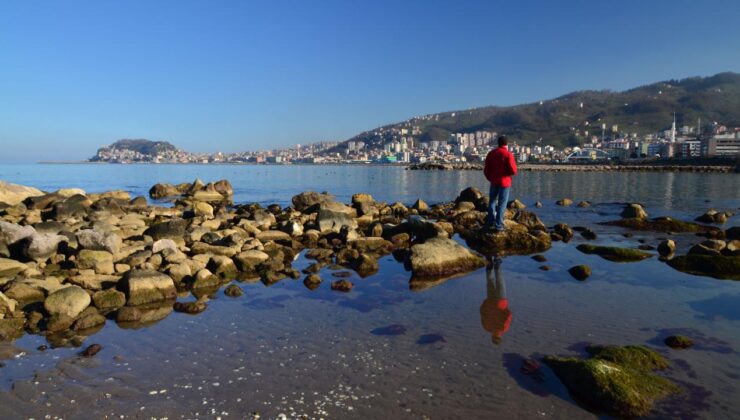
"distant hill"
336,72,740,150
91,139,178,161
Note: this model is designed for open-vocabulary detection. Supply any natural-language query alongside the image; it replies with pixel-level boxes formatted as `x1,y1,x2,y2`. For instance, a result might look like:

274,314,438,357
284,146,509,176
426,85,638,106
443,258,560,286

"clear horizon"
1,0,739,163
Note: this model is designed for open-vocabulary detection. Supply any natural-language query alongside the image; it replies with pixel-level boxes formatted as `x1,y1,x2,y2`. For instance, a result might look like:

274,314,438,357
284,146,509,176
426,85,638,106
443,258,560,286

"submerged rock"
330,279,353,292
408,237,484,280
576,244,652,262
544,345,679,418
568,265,591,281
666,255,740,280
224,284,243,297
664,335,695,349
602,216,721,235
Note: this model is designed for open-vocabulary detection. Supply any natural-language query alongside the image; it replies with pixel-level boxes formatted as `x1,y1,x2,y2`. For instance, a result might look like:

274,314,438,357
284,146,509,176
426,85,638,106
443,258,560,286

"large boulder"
0,221,35,245
76,229,122,254
291,191,334,212
50,194,91,220
0,180,44,205
317,201,358,233
120,270,177,306
544,345,679,418
408,237,484,280
44,285,91,318
14,232,66,262
666,255,740,280
462,223,551,256
149,183,181,199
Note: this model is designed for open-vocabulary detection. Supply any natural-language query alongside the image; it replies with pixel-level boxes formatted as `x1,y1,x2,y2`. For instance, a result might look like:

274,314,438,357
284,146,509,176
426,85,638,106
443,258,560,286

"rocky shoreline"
1,178,738,417
407,162,736,172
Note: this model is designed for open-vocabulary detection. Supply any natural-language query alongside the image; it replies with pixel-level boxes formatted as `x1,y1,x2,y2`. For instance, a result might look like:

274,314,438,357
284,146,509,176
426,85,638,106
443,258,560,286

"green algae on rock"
664,335,695,349
602,216,722,235
544,345,680,418
576,244,652,262
666,255,740,280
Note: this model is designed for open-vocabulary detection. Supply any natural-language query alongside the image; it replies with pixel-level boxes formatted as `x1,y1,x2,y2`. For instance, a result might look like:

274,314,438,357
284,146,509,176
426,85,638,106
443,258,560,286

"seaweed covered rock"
664,335,694,349
576,244,652,262
602,216,722,236
544,345,679,418
666,254,740,280
568,265,591,280
695,209,732,224
408,237,484,280
657,239,676,257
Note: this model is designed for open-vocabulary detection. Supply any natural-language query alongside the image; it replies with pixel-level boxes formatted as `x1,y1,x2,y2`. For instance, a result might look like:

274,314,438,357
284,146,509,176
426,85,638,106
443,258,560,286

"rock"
727,226,740,240
412,199,429,212
0,180,44,205
462,226,551,256
4,283,45,305
576,244,652,262
303,274,321,290
224,284,243,297
330,279,353,292
207,255,238,278
0,317,25,340
51,194,91,220
173,300,207,314
120,270,177,306
194,201,214,218
408,237,485,280
568,265,591,280
73,309,106,331
79,227,120,251
152,239,178,254
77,249,115,274
577,201,591,208
350,253,379,277
556,198,573,206
666,255,740,280
280,220,304,237
234,250,270,272
0,258,26,278
696,209,731,224
579,228,597,240
657,239,676,257
725,240,740,256
602,217,720,235
0,221,35,245
130,196,148,207
80,343,103,357
292,191,334,212
534,201,543,208
149,183,181,199
532,254,547,262
144,218,189,240
44,285,91,318
92,288,126,310
213,179,233,197
256,230,292,243
192,268,221,289
544,346,679,418
552,223,574,242
664,335,694,349
0,292,18,319
317,201,358,233
351,193,374,205
455,187,483,204
507,199,526,209
621,203,648,219
15,232,66,262
68,272,119,290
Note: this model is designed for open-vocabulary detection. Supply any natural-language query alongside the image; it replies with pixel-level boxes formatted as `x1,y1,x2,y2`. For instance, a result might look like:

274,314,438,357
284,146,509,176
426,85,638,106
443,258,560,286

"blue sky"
1,0,738,162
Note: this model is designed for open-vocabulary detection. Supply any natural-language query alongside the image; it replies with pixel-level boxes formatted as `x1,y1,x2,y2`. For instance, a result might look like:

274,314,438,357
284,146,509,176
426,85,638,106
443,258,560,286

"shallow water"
1,164,739,419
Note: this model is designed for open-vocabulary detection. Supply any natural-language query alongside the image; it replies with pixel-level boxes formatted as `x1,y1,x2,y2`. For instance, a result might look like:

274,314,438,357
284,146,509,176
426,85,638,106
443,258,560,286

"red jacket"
484,146,518,187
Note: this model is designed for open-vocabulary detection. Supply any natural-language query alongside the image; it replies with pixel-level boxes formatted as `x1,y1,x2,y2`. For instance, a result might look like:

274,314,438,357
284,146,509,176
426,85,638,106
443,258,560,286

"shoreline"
33,161,739,173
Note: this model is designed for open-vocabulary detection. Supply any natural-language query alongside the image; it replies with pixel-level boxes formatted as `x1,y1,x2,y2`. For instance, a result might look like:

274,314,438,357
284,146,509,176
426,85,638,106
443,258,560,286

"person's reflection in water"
480,256,512,345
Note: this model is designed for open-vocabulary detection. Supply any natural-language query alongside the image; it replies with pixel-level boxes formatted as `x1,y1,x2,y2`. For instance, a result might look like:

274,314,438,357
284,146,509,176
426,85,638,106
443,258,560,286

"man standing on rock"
483,135,518,232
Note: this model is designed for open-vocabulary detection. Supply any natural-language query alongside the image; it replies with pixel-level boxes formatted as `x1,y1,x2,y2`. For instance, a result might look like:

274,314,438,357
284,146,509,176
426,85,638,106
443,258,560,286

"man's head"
497,135,508,147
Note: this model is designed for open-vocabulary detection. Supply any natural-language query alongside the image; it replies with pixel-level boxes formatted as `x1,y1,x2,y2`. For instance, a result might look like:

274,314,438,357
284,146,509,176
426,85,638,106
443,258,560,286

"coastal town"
91,117,740,165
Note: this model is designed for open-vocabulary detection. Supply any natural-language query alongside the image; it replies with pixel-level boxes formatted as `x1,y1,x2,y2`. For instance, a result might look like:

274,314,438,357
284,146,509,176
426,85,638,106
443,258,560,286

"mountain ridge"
336,72,740,151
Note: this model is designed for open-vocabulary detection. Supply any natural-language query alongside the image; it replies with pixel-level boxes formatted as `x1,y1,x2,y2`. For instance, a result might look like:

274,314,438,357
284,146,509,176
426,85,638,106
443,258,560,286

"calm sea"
1,164,739,419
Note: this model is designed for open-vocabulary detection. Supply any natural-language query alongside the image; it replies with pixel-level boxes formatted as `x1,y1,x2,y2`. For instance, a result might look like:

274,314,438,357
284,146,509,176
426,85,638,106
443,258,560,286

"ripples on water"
0,164,739,418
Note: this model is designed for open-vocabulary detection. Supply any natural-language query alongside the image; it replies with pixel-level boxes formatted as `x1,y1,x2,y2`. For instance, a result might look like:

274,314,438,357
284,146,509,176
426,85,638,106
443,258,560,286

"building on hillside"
702,134,740,156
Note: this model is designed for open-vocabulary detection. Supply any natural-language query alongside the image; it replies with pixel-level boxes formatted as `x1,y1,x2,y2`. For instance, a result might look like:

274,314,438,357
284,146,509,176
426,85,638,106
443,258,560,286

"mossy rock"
664,335,694,349
223,284,243,297
576,244,652,262
586,345,669,371
666,255,740,280
602,217,722,235
544,356,679,418
568,265,591,280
